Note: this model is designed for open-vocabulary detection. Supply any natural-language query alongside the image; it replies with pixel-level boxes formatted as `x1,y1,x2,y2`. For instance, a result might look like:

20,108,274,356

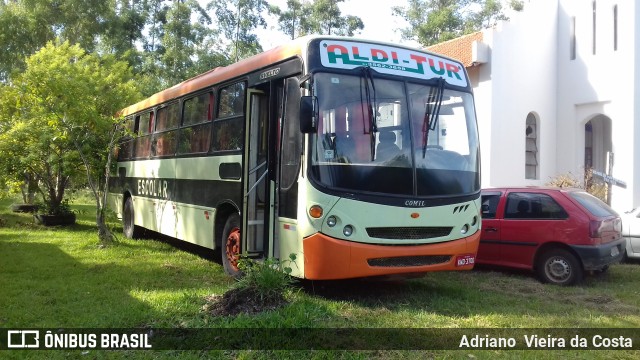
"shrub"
546,172,581,188
546,169,607,203
234,254,297,300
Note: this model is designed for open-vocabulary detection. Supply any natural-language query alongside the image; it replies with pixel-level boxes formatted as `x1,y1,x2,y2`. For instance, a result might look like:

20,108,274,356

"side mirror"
300,96,317,133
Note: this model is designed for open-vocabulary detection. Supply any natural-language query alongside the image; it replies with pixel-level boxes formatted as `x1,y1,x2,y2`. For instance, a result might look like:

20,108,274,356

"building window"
613,5,618,51
592,1,597,55
570,17,576,60
525,113,539,180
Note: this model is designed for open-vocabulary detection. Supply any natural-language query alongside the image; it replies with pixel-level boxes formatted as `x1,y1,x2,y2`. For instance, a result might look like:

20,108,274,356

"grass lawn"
1,198,639,359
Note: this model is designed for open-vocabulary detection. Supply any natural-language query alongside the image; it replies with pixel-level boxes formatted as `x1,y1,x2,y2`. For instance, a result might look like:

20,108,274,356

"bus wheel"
123,197,143,239
222,214,242,278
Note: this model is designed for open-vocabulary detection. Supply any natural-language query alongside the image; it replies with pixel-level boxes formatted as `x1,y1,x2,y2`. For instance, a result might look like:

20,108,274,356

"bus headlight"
461,224,469,235
327,215,337,227
343,225,354,237
471,216,478,227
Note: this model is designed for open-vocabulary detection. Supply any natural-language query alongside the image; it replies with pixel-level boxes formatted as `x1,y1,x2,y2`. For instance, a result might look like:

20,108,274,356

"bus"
109,35,481,280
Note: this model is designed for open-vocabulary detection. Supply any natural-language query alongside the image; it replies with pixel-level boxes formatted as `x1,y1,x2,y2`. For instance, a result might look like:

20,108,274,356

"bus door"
242,89,273,257
275,78,303,260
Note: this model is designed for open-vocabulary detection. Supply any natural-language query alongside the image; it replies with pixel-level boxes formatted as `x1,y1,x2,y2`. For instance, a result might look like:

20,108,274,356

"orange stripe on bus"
302,231,480,280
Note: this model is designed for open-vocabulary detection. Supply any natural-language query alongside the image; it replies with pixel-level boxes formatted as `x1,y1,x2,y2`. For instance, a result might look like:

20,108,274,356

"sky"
256,0,420,50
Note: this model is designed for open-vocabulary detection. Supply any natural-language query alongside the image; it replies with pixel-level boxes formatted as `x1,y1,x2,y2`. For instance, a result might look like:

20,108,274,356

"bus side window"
217,82,245,118
118,116,135,161
213,82,245,152
154,102,180,157
178,92,213,154
134,111,153,159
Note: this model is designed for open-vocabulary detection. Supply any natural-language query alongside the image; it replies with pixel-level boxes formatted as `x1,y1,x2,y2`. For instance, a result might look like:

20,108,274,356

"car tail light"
589,220,603,244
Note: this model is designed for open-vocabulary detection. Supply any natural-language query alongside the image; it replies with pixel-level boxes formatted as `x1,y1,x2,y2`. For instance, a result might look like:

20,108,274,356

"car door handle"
484,227,498,232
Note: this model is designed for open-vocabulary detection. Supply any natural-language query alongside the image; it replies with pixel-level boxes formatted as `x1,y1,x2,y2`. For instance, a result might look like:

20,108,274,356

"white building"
428,0,640,212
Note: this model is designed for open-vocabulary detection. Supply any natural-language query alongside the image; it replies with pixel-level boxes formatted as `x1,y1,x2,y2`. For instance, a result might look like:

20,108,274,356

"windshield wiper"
421,77,446,158
359,66,377,161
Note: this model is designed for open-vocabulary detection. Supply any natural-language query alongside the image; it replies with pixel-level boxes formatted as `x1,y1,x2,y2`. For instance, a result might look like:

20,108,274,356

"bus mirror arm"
300,96,317,133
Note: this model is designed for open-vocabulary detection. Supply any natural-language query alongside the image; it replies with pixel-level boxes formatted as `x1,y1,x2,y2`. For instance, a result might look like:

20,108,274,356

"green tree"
100,0,148,69
392,0,466,46
212,0,268,61
161,0,223,86
1,41,140,243
0,85,39,203
271,0,364,39
307,0,363,36
466,0,509,31
0,0,53,80
269,0,305,40
393,0,523,46
0,0,130,81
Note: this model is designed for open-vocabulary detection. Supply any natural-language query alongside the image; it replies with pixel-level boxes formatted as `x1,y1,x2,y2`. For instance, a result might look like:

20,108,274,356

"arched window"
525,113,539,180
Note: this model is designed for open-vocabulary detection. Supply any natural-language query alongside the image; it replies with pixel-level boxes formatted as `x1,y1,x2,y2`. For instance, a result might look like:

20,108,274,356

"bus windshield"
310,72,480,197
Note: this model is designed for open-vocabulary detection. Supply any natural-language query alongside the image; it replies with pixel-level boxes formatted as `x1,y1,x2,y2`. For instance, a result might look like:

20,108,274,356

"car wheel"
536,249,583,286
123,197,143,239
221,213,242,278
622,249,629,263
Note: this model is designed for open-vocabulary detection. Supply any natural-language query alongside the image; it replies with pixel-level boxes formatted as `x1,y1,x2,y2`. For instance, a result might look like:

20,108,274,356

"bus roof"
118,37,311,117
118,35,466,117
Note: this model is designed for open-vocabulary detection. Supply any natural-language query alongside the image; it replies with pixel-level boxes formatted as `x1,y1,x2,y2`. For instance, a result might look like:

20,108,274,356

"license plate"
456,254,475,267
611,246,619,257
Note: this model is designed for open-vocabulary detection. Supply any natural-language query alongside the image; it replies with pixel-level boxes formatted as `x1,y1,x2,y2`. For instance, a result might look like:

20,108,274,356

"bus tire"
123,197,143,239
222,213,242,278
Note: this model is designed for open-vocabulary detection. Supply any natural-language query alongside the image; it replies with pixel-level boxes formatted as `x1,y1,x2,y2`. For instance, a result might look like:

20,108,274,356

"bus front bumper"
302,231,480,280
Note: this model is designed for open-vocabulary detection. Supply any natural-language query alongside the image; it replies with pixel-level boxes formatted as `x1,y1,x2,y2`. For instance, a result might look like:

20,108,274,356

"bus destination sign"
319,40,468,88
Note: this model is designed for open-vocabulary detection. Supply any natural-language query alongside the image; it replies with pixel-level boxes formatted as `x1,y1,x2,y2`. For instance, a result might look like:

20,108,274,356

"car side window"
505,192,568,220
481,193,501,219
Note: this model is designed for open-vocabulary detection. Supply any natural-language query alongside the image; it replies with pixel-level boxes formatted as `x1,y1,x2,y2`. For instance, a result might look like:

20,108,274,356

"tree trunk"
68,116,118,247
27,174,38,204
96,209,114,246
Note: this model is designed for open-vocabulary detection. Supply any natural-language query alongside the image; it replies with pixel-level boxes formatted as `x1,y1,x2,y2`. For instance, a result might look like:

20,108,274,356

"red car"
477,187,624,285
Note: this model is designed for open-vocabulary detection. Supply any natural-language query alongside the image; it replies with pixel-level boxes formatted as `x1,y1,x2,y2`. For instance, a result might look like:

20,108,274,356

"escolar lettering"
137,179,168,199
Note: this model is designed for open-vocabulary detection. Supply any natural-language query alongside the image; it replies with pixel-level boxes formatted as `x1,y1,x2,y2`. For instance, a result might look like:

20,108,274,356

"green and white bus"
109,36,481,279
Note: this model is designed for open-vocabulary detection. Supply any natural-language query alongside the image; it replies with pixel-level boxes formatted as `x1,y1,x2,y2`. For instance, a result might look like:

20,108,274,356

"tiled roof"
426,31,484,68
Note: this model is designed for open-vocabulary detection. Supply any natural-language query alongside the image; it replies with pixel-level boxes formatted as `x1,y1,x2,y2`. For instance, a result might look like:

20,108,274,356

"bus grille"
366,227,452,240
368,255,452,267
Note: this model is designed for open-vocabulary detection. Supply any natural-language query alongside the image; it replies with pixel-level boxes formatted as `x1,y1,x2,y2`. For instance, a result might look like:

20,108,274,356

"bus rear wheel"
123,197,143,239
222,214,242,278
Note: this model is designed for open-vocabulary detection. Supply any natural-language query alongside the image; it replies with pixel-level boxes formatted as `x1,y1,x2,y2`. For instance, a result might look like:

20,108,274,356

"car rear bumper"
569,238,626,270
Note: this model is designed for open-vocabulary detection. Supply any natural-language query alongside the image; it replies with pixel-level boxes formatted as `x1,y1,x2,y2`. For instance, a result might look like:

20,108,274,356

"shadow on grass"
293,263,640,324
0,241,157,328
132,229,221,265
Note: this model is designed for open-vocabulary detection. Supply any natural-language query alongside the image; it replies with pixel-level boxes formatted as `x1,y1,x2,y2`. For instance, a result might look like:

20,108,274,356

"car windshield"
569,191,619,217
309,72,480,196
